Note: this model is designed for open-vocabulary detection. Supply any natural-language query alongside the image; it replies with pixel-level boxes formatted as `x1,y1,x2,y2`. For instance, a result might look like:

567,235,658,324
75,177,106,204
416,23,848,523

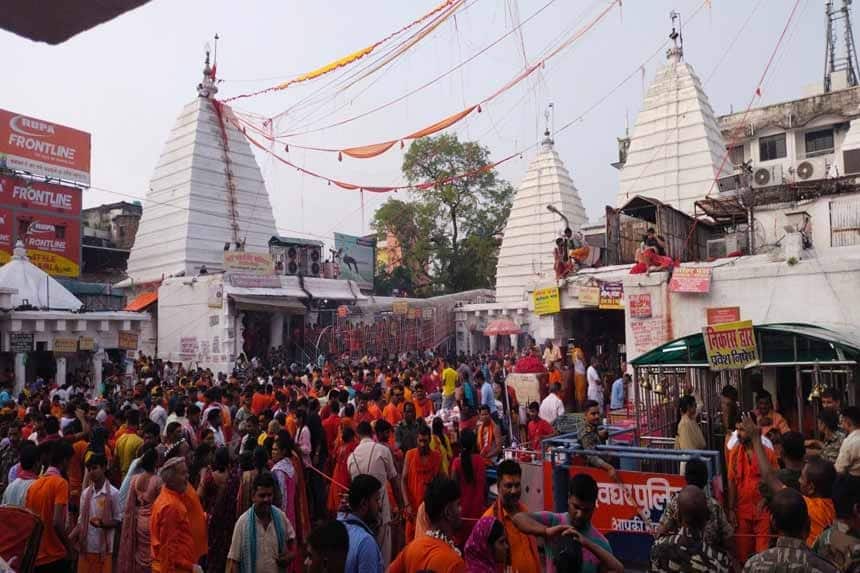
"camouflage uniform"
658,492,734,551
742,536,839,572
578,422,607,468
650,527,731,573
813,520,860,572
820,430,846,464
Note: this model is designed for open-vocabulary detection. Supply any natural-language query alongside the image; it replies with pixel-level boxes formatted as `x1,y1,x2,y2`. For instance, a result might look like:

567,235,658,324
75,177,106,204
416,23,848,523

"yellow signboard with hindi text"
533,286,561,315
702,319,759,371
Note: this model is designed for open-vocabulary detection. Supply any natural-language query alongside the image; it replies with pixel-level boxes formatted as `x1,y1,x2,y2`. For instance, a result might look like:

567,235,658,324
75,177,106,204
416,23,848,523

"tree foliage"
372,134,513,296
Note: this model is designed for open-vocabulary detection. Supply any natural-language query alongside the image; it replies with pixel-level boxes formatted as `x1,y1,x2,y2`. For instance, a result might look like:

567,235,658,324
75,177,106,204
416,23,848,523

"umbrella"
483,318,523,337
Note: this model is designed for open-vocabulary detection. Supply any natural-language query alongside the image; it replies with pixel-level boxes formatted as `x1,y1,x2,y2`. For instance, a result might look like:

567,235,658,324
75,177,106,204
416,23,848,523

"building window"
55,226,65,239
759,134,787,161
728,145,745,166
805,128,834,157
18,220,30,236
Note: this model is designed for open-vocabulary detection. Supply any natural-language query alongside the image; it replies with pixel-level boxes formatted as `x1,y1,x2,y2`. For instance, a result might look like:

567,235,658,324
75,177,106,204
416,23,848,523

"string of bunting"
222,0,464,103
219,102,520,193
234,0,620,161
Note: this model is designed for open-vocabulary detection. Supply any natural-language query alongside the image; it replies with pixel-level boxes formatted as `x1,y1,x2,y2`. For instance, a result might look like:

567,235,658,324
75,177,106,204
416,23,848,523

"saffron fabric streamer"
223,0,462,103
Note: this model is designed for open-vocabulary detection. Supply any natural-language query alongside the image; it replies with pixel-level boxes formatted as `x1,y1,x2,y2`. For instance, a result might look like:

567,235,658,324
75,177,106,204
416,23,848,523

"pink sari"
117,472,163,573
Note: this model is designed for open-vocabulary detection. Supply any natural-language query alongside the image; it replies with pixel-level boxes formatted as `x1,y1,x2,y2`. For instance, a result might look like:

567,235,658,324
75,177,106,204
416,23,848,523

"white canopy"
0,241,82,310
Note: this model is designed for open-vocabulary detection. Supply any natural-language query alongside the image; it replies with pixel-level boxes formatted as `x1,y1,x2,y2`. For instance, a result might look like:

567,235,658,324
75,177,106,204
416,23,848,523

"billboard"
0,109,91,184
334,232,375,290
0,175,82,214
17,212,81,277
0,208,13,265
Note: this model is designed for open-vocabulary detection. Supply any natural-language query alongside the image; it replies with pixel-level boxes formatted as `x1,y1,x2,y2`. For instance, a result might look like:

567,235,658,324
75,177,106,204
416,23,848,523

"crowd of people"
0,340,857,573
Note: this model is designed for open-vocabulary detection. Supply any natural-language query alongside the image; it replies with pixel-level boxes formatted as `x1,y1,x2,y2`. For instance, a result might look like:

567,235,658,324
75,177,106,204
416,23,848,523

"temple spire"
667,10,683,62
197,40,218,98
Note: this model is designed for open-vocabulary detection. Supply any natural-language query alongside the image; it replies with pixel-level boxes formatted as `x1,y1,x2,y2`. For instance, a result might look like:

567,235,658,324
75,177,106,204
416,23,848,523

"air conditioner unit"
706,233,749,259
751,164,784,189
793,157,830,181
717,174,742,195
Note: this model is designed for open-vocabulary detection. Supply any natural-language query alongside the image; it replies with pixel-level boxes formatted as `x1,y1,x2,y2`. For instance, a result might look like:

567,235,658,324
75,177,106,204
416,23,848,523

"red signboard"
707,306,741,325
0,208,13,265
0,175,82,214
16,212,80,277
628,294,652,318
669,267,712,293
0,108,91,184
543,465,685,533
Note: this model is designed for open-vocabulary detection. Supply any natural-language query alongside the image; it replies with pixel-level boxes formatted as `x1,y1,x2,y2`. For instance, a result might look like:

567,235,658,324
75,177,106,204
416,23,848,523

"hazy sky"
1,0,827,244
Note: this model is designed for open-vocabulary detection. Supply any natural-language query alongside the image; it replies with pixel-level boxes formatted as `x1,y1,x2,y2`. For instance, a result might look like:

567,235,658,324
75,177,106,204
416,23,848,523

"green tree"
373,134,513,295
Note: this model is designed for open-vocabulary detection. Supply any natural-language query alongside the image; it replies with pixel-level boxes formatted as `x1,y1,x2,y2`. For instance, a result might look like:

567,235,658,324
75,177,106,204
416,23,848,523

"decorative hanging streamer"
236,117,519,194
235,0,620,161
223,0,462,103
275,0,560,138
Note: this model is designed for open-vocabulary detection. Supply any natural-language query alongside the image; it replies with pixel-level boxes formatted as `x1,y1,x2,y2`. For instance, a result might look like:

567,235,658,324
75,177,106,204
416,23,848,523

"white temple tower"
495,132,587,302
126,54,278,284
615,41,731,214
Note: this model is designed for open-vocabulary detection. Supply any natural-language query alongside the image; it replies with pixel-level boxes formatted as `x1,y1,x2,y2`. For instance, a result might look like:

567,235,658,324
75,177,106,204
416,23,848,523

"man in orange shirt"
728,412,778,563
755,390,790,435
743,413,837,547
402,425,442,541
383,386,405,426
390,476,465,573
412,385,434,419
26,440,74,571
483,460,541,573
151,457,208,573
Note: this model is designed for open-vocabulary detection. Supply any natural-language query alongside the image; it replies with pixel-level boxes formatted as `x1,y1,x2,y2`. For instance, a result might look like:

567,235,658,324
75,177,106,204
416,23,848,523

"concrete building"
0,241,147,394
81,200,142,284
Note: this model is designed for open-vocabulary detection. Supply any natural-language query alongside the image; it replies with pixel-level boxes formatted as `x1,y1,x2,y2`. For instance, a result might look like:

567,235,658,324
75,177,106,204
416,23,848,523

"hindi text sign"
53,337,78,353
533,286,561,315
707,306,741,325
598,281,624,309
392,301,408,316
118,331,139,351
669,267,712,293
702,319,759,370
578,285,600,306
9,333,33,353
547,466,685,534
628,294,652,318
223,252,274,274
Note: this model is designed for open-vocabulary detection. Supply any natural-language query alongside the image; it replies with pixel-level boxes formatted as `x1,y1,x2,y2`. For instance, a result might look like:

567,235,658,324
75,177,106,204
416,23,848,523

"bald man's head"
677,485,709,531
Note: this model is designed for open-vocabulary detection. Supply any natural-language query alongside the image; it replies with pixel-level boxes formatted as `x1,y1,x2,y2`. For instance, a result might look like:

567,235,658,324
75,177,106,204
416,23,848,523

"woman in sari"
464,517,510,573
117,448,162,573
451,429,487,547
271,430,311,573
236,445,279,516
326,426,357,515
197,446,240,573
429,416,452,475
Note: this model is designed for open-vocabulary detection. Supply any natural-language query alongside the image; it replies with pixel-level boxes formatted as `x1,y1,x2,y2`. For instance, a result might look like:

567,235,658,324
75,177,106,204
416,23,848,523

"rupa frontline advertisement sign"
0,175,82,276
16,213,81,277
0,109,91,184
0,175,82,214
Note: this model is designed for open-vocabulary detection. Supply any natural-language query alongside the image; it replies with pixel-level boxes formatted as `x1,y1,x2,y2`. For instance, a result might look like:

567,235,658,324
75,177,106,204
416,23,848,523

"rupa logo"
27,222,55,235
10,115,56,138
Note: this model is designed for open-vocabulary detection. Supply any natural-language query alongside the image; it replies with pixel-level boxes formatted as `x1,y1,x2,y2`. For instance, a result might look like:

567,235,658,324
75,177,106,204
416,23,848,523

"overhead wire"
233,0,621,160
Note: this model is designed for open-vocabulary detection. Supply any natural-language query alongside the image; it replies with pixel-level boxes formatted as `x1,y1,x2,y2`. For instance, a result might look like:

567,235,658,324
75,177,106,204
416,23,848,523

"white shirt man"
348,435,399,566
835,427,860,476
539,387,565,425
586,363,603,406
